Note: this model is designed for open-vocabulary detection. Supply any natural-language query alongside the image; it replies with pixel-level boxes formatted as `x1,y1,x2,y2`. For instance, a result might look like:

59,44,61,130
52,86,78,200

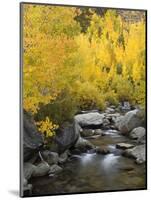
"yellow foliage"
36,117,59,138
23,5,146,138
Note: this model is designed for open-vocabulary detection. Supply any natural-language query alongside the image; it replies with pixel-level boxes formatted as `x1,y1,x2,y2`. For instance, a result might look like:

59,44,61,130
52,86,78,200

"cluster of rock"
74,106,146,164
23,103,146,194
23,111,97,195
114,109,146,164
23,112,67,195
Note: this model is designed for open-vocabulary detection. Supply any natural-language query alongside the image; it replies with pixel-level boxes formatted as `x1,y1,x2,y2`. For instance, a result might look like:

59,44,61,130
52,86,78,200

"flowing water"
30,129,146,195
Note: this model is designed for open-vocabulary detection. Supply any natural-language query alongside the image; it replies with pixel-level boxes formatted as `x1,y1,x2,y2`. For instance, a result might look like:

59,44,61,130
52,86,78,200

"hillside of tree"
23,4,146,142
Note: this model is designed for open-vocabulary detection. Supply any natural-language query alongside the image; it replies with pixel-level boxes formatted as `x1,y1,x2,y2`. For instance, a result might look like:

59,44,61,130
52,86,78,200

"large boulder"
115,109,143,134
54,121,80,153
24,162,36,180
32,161,50,177
123,145,146,164
74,136,95,152
129,127,146,144
74,112,105,127
24,161,50,179
23,111,44,161
49,164,63,175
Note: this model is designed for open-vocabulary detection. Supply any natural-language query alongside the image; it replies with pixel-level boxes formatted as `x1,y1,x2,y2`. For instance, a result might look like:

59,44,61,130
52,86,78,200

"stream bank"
23,104,146,196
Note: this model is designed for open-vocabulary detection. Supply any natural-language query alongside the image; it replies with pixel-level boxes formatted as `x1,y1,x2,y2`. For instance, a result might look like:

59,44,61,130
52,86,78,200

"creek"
30,129,146,195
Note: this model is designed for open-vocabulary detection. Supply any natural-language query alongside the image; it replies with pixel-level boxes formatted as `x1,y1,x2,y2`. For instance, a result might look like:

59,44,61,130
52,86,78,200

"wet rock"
42,150,59,165
59,150,69,164
115,109,143,134
70,149,81,155
110,125,116,129
32,161,50,177
94,129,104,135
74,112,105,127
23,111,44,162
87,148,96,154
116,143,135,149
81,129,95,137
135,158,145,164
54,121,80,153
137,135,146,144
102,118,110,127
129,127,146,143
74,137,95,152
105,107,115,114
24,162,36,180
95,146,110,154
123,145,145,164
49,164,63,174
105,113,121,123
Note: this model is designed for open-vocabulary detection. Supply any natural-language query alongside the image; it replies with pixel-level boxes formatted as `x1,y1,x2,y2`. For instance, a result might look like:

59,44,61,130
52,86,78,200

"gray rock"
59,150,69,164
81,129,95,137
94,129,104,135
103,118,110,127
74,112,105,127
49,164,63,174
135,158,145,164
74,137,95,152
116,143,135,149
42,151,59,165
70,149,81,155
115,109,143,134
23,110,44,161
105,113,121,123
24,163,36,180
105,107,115,114
54,121,80,153
95,146,110,154
32,161,50,177
123,145,146,164
129,127,146,142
